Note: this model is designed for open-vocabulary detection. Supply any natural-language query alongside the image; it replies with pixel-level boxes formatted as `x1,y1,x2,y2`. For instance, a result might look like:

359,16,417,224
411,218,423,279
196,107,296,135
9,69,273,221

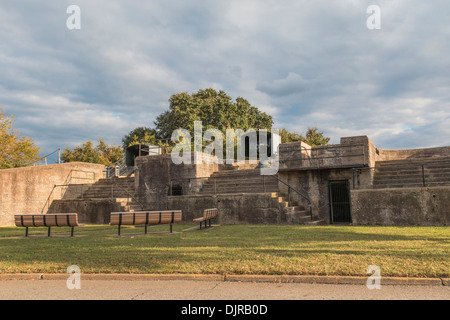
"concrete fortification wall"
351,187,450,226
1,135,449,227
0,163,105,226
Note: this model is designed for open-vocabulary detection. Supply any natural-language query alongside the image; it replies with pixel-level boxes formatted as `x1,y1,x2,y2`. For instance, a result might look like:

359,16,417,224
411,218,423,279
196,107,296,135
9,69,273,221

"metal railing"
167,172,314,221
41,181,144,213
32,148,61,166
41,169,98,213
269,175,314,221
352,160,450,190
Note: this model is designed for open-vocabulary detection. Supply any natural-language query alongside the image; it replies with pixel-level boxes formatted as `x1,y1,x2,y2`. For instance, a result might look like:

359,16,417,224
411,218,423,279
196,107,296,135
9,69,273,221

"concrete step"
374,175,450,185
375,156,450,166
210,169,264,177
374,166,450,174
424,181,450,187
284,211,320,224
201,179,278,187
283,206,306,212
305,220,328,226
374,173,424,180
373,183,425,189
81,191,137,199
199,185,278,194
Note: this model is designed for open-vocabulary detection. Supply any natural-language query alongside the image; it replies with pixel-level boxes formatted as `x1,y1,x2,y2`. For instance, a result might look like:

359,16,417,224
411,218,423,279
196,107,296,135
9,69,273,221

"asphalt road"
0,280,448,300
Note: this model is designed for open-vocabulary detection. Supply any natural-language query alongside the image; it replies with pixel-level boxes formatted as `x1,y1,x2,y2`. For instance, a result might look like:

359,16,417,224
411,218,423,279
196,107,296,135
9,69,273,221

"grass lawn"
0,224,448,278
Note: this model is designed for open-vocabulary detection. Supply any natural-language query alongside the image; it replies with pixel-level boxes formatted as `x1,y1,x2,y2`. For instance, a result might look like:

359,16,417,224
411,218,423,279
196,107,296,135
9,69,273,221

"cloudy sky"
1,0,449,161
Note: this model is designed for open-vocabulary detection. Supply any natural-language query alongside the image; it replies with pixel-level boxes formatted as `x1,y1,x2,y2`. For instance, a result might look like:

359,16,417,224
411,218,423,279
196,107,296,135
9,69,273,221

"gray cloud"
0,0,449,159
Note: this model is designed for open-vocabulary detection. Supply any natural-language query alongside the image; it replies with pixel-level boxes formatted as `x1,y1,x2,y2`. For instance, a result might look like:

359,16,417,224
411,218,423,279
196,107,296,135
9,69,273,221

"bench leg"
199,222,202,230
118,225,121,236
48,227,51,237
205,221,207,229
145,225,148,234
25,227,28,237
170,224,173,233
71,227,74,237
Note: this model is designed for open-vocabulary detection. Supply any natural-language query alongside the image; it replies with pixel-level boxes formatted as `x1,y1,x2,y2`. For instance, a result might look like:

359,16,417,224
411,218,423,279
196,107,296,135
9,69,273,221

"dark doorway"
329,180,352,223
170,185,183,196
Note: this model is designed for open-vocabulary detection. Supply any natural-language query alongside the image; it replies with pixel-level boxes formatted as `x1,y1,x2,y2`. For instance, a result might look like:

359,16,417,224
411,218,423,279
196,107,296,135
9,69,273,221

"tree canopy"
0,109,40,169
122,127,157,149
123,88,330,150
154,88,274,138
280,127,330,146
61,139,124,166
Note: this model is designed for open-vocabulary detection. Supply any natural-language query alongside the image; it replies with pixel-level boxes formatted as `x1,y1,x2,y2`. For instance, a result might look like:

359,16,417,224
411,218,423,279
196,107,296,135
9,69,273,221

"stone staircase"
271,193,325,225
373,156,450,189
195,169,325,224
198,169,279,194
79,176,144,212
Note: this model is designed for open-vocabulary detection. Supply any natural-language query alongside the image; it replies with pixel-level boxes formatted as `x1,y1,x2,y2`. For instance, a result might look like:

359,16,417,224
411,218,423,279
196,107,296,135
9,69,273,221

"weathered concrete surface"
135,152,218,211
0,163,105,226
279,136,376,171
277,168,373,223
351,186,450,226
375,146,450,161
168,193,282,224
48,199,122,224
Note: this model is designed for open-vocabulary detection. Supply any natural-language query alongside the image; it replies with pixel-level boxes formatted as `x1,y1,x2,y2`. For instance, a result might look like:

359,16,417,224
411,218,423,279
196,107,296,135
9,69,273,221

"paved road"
0,280,448,300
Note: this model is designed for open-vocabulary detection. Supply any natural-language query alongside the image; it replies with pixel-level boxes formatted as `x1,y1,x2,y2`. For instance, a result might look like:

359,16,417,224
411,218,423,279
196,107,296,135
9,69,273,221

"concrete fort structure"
1,135,449,226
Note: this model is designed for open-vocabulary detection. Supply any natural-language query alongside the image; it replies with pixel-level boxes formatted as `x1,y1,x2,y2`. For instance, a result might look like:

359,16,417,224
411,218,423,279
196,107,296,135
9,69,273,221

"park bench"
110,210,182,236
14,213,79,237
193,208,218,230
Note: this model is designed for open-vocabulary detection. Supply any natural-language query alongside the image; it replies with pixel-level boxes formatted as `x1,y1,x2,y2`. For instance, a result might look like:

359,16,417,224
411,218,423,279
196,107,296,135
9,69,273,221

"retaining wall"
351,186,450,226
0,163,105,226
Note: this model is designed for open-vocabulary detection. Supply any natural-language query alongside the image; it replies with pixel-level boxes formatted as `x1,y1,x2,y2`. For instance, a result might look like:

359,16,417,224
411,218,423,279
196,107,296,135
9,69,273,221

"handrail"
268,175,314,221
180,172,315,220
110,180,145,211
105,156,127,178
32,148,61,166
109,156,126,168
41,169,97,213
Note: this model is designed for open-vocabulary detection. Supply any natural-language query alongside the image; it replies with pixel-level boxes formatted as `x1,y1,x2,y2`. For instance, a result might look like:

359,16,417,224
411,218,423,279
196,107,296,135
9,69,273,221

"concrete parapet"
0,162,105,226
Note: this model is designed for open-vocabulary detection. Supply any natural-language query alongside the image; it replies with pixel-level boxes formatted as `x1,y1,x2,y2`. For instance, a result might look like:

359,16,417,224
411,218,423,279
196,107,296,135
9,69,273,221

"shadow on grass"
0,225,448,276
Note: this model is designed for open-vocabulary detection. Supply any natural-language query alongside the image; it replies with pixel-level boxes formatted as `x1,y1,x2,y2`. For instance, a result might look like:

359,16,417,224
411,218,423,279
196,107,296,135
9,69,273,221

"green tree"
122,127,157,149
280,127,330,146
280,128,304,143
0,109,40,168
154,88,274,138
304,126,330,146
61,139,124,166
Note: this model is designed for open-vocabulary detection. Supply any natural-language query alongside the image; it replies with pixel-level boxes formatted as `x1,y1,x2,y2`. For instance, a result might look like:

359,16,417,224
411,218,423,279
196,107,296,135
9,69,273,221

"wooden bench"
193,208,218,229
110,210,182,236
14,213,79,237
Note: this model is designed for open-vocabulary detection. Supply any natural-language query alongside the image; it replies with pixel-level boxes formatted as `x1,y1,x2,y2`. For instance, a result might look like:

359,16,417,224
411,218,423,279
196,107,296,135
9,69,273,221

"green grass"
0,225,448,278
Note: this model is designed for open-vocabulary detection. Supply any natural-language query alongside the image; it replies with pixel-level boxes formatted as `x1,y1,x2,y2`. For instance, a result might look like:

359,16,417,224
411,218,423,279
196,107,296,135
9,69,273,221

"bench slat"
110,211,182,226
193,208,218,224
14,214,79,228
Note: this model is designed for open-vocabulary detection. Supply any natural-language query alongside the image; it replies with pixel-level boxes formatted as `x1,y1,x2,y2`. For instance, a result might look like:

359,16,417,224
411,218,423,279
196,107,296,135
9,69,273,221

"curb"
0,273,447,286
224,274,445,286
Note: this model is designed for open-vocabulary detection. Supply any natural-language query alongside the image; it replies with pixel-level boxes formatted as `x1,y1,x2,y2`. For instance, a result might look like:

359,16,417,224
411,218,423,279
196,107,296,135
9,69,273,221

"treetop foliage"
0,109,40,169
61,139,124,166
